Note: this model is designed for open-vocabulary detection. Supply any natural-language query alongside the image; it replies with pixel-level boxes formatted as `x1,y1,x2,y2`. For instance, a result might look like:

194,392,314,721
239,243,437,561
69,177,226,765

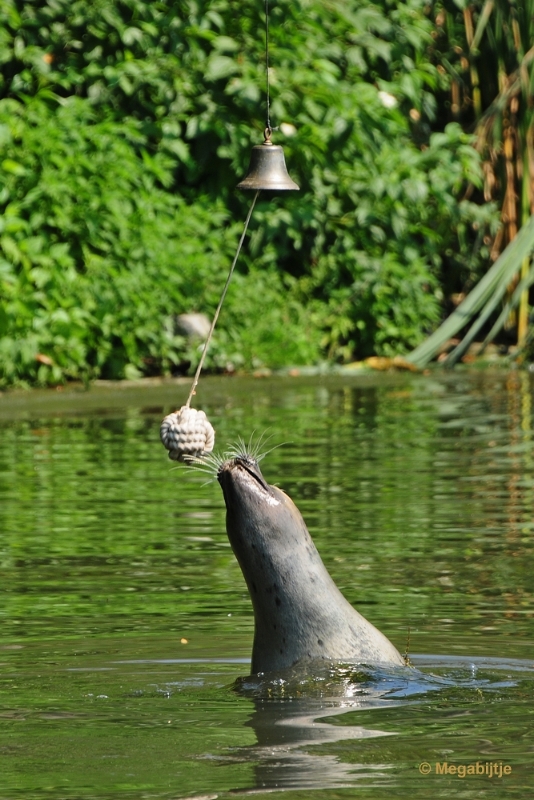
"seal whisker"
223,430,282,465
188,449,224,466
186,463,219,477
198,474,219,486
178,432,289,482
248,429,274,461
255,440,289,463
248,429,263,459
183,450,224,479
228,436,249,460
241,433,251,455
170,461,218,486
251,436,265,460
249,431,292,464
182,462,219,485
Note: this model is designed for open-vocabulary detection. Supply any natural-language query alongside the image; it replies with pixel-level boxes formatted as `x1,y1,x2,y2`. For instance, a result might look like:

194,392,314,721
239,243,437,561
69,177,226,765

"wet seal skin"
217,454,405,674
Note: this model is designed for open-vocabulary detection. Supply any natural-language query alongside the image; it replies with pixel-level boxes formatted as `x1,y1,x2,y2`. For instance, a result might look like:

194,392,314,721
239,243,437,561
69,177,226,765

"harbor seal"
217,453,405,674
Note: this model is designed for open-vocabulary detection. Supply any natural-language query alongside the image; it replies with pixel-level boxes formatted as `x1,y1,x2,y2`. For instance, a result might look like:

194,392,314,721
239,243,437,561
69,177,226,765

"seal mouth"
217,454,281,508
219,455,269,489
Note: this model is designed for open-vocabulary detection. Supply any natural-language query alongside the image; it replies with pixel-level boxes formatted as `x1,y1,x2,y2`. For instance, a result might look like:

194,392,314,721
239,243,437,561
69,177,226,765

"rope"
185,190,260,408
161,2,271,461
265,0,271,132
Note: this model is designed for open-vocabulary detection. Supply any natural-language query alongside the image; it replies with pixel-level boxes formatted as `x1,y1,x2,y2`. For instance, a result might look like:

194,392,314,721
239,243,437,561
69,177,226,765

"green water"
0,370,533,798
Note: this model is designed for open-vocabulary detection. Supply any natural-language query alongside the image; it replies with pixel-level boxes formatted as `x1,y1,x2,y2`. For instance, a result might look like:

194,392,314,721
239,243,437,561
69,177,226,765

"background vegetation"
1,0,528,386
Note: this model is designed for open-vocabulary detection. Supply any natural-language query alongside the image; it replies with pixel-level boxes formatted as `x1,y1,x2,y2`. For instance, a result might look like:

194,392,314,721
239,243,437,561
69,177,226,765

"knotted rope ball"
160,406,215,462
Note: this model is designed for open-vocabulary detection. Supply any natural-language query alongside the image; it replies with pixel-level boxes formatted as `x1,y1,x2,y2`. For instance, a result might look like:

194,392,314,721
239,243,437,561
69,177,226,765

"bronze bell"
237,129,299,192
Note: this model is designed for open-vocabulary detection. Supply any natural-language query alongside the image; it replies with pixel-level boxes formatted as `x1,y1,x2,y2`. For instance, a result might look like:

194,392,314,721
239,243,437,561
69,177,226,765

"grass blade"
407,214,534,368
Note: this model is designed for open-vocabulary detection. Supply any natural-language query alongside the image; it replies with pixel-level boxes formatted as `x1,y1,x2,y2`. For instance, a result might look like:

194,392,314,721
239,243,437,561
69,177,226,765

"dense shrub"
0,96,321,384
0,0,499,384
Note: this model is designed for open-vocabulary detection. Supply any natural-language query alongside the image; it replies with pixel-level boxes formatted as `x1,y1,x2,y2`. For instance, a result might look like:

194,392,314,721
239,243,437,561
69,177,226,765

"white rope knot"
160,406,215,462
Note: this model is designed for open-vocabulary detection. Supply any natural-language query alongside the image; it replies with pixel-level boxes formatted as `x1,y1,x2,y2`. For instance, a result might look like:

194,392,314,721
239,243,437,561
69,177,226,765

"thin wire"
185,190,260,408
265,0,271,131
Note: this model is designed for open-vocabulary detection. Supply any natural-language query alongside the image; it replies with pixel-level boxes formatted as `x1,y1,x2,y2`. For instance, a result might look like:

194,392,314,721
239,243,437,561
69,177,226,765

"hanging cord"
265,0,271,133
185,190,260,408
161,3,271,461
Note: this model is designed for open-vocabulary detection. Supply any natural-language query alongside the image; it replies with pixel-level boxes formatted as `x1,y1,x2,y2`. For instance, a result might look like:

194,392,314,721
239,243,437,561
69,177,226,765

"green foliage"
407,213,534,368
429,0,534,345
298,121,497,358
0,0,500,384
0,96,320,385
0,96,206,383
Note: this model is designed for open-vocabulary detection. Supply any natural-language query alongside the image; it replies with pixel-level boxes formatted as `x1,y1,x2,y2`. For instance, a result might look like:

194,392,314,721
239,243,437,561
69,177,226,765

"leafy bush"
298,121,497,358
0,96,321,385
0,0,500,384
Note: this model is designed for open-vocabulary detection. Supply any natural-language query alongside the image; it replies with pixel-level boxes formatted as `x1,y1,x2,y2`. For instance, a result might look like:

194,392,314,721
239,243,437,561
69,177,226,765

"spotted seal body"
217,455,405,674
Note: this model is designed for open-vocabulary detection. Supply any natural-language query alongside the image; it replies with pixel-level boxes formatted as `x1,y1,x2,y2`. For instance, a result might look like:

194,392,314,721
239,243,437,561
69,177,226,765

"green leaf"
1,159,26,176
407,215,534,368
205,54,238,81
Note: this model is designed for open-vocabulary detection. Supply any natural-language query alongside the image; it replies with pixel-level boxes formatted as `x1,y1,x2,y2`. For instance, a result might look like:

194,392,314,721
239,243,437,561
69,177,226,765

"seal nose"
235,456,272,491
217,456,273,502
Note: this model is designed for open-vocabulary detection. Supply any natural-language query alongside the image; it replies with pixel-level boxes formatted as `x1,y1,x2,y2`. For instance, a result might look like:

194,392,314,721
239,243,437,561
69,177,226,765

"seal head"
218,454,405,674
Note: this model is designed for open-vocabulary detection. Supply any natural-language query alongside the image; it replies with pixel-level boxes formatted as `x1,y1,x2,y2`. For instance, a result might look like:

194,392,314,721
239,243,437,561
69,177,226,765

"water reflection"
0,370,533,797
226,656,532,792
244,700,395,789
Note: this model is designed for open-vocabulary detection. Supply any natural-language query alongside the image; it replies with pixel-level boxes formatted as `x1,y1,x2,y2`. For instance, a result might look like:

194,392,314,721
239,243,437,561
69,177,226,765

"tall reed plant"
433,0,534,345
